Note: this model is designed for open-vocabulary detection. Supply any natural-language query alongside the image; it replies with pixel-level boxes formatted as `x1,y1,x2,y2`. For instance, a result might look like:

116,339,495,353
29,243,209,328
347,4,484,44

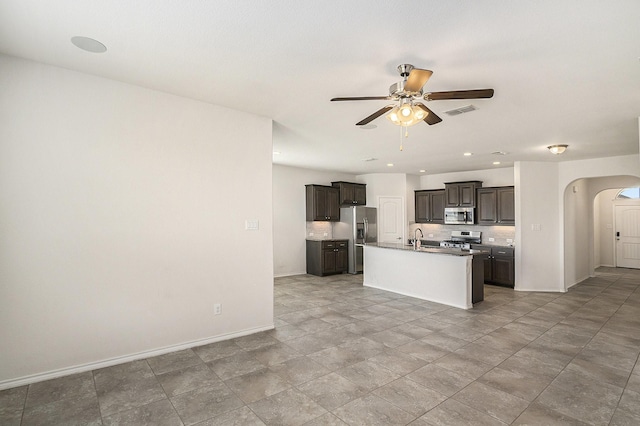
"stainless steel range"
440,231,482,250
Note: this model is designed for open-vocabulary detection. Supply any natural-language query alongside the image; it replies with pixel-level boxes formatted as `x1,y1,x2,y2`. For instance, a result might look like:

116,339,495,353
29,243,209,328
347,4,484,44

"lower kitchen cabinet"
306,240,348,276
473,245,515,288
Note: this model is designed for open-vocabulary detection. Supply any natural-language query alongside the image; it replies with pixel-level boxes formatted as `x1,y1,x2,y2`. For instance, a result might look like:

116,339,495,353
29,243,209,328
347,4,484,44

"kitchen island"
363,242,487,309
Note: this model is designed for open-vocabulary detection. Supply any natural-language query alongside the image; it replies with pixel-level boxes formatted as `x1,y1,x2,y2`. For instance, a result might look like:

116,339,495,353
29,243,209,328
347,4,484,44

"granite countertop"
364,242,490,257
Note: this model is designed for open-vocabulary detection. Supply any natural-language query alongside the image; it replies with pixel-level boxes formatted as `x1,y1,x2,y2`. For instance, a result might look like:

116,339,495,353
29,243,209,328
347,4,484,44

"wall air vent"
444,104,477,116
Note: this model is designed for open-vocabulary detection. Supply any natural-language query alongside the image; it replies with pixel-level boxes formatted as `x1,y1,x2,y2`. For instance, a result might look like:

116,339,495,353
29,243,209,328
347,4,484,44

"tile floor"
1,267,639,425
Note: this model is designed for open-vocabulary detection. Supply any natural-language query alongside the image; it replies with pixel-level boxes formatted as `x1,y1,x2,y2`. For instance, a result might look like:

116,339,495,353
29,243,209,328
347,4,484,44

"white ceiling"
1,1,639,175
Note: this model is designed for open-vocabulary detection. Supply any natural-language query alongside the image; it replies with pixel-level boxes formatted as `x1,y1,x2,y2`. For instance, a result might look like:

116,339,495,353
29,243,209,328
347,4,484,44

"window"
616,187,640,199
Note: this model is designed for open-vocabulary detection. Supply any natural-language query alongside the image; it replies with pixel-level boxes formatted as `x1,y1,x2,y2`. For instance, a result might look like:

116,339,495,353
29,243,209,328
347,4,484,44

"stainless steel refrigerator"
334,206,377,274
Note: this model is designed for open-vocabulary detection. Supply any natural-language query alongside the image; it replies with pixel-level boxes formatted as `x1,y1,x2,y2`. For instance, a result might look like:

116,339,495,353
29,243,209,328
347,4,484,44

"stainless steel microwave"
444,207,475,225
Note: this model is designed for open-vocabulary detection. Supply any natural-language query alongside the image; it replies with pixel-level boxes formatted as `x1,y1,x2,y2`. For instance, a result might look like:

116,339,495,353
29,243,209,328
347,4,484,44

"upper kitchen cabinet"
415,190,445,223
477,186,515,225
306,184,340,221
332,181,366,206
444,181,482,207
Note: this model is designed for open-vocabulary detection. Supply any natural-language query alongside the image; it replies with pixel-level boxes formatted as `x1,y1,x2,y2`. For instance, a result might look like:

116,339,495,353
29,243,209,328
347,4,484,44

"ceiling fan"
331,64,494,127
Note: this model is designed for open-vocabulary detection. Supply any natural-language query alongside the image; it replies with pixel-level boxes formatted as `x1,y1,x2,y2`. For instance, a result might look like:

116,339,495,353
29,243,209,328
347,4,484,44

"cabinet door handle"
498,251,506,254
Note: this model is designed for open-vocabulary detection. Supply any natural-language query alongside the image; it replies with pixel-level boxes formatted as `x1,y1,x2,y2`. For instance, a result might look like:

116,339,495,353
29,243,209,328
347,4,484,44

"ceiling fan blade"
404,68,433,93
424,89,494,101
415,103,443,125
331,96,392,101
356,105,394,126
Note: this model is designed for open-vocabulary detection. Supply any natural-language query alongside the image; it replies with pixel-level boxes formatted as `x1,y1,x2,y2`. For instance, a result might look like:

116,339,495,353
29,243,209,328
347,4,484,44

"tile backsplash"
408,223,515,247
306,221,334,240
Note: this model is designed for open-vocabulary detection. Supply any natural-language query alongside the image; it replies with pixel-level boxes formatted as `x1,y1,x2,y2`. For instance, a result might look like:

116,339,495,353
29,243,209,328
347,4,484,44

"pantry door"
378,196,404,243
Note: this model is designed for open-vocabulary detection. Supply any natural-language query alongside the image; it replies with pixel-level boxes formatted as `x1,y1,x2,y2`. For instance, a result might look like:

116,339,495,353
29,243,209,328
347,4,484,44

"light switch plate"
531,224,542,231
245,220,259,230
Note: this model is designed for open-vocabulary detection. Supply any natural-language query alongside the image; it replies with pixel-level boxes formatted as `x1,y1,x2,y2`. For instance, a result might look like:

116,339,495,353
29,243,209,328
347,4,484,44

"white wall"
356,173,408,203
563,179,590,287
0,55,274,387
272,165,355,277
420,167,514,189
514,162,562,291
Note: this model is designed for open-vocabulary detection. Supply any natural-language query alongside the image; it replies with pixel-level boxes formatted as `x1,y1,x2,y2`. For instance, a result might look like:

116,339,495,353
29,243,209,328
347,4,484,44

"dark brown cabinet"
445,181,482,207
306,185,340,221
332,181,366,206
415,190,445,223
472,245,515,288
477,186,515,226
306,240,348,276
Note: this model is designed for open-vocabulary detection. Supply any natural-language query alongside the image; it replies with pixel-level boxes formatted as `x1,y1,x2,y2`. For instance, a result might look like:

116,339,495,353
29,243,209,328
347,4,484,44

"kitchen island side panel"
363,245,472,309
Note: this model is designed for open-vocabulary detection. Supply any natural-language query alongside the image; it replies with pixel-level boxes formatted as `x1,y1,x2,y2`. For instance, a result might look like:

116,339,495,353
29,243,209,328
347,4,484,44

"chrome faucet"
413,228,424,250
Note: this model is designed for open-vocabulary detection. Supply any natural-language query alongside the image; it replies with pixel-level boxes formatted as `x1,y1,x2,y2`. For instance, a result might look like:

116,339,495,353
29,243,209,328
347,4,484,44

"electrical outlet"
428,233,434,238
507,239,513,243
214,304,222,315
488,237,495,242
309,232,314,236
323,232,328,236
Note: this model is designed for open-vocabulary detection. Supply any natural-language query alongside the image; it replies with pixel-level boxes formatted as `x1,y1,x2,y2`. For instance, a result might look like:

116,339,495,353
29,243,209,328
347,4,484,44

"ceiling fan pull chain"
399,126,403,151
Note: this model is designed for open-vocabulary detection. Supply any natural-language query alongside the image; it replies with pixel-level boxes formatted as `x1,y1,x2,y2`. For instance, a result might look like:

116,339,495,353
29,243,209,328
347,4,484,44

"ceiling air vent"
444,105,477,116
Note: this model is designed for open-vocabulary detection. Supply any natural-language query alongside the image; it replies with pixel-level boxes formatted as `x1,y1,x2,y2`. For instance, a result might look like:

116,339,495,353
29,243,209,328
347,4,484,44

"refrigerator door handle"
363,217,368,244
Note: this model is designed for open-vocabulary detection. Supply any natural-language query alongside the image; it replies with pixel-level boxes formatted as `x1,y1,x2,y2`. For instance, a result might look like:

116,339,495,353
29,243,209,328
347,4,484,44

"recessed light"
419,169,426,173
273,151,281,155
387,163,394,167
493,161,501,165
71,36,107,53
463,152,473,156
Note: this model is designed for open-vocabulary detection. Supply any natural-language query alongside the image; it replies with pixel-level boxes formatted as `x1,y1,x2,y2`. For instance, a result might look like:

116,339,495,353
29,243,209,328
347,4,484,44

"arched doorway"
563,176,640,289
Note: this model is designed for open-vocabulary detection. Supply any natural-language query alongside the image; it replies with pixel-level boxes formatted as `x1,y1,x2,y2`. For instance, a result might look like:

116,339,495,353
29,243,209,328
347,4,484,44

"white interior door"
378,196,404,243
615,204,640,269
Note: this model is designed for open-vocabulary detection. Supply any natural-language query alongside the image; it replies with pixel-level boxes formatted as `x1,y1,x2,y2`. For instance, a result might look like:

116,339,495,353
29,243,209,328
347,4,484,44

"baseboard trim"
515,286,566,293
0,324,274,391
274,271,307,278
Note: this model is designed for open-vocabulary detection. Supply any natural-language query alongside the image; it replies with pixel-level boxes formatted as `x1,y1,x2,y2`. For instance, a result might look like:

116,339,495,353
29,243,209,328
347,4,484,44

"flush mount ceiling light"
548,144,568,155
71,36,107,53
